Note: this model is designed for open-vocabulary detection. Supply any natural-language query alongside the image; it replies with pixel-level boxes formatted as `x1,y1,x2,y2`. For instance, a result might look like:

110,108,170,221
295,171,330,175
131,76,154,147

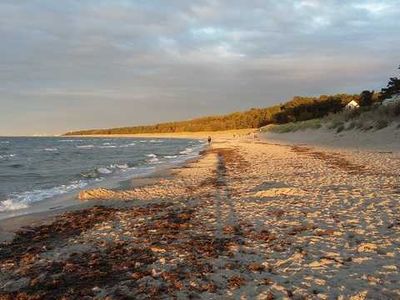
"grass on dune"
262,119,322,133
262,102,400,134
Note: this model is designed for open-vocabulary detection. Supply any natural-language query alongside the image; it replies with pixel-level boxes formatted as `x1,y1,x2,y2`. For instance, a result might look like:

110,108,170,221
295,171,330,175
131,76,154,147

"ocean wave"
76,145,95,149
147,157,160,164
0,180,89,212
0,199,29,211
146,153,157,158
0,154,16,160
110,163,129,169
98,145,117,149
119,143,136,148
97,167,113,174
164,155,178,159
180,148,193,155
59,139,84,143
44,148,58,152
0,141,10,144
81,163,132,178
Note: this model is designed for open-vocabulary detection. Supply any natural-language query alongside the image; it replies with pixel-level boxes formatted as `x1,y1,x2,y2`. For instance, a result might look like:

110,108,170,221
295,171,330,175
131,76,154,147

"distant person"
207,136,212,145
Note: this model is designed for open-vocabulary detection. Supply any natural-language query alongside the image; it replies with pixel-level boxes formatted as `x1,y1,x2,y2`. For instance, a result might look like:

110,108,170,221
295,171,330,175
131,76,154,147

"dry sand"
1,132,400,299
263,124,400,152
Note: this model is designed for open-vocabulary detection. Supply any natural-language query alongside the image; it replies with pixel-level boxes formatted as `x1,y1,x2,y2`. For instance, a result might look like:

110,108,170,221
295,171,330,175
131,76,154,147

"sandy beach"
1,132,400,299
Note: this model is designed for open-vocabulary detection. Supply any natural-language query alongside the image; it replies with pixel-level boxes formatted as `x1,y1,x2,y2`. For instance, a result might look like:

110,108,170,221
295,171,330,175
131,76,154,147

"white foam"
77,145,94,149
0,199,29,211
119,142,136,148
148,157,160,164
164,155,178,159
97,167,113,174
180,148,193,155
0,180,89,212
44,148,58,152
0,154,16,160
110,163,129,169
59,139,83,142
146,153,157,158
99,145,117,149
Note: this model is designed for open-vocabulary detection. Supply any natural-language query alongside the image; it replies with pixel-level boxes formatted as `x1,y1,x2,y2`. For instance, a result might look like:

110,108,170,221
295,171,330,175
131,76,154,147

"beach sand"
1,132,400,299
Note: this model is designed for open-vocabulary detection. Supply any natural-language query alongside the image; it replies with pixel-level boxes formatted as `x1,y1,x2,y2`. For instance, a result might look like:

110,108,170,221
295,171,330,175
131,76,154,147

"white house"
345,100,360,110
382,93,400,106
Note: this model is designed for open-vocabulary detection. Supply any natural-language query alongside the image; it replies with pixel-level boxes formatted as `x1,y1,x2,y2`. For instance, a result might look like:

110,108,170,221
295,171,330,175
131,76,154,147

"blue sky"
0,0,399,135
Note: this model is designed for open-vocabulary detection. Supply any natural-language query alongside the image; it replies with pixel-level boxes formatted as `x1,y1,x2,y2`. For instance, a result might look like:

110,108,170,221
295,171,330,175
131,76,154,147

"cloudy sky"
0,0,399,135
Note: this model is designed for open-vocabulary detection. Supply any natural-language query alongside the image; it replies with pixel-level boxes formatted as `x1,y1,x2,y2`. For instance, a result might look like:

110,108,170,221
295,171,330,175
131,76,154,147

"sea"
0,137,205,219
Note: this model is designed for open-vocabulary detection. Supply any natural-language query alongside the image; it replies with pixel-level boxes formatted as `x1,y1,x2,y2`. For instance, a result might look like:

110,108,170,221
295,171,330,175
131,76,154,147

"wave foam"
99,145,117,149
0,180,88,212
0,199,29,211
119,143,136,148
110,163,129,169
0,154,16,160
59,139,84,142
76,145,94,149
97,167,113,174
148,157,160,164
180,148,193,155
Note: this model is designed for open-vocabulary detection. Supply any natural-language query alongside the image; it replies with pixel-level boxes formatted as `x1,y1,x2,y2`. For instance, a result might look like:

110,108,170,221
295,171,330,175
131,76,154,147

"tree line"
65,94,358,135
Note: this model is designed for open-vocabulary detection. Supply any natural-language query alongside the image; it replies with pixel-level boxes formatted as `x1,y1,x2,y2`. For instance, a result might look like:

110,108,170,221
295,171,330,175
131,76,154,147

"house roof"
346,100,359,106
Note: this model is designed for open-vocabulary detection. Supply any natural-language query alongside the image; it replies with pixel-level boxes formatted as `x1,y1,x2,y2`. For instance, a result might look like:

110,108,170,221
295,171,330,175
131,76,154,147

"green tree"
380,65,400,100
359,90,374,107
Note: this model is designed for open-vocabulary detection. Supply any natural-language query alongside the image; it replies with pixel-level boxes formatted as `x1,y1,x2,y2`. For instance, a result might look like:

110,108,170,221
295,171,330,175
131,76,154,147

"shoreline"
0,145,207,243
63,128,256,139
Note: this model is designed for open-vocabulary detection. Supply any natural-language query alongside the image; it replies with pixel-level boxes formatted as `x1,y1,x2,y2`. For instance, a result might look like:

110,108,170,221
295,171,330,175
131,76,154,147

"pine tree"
380,65,400,100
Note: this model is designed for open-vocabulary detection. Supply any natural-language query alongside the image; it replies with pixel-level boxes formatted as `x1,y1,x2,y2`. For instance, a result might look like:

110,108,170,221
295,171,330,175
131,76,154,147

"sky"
0,0,399,135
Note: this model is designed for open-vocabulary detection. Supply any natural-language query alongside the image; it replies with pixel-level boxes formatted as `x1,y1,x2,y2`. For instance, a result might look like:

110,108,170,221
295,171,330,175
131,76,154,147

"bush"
359,90,374,107
343,109,361,121
336,125,345,133
328,120,344,129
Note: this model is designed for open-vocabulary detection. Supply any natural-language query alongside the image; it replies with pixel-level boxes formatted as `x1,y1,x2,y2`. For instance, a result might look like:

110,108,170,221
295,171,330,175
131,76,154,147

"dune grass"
262,102,400,134
262,119,322,133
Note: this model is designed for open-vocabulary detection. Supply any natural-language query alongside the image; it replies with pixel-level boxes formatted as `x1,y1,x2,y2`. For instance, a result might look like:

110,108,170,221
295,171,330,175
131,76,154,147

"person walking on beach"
208,136,212,145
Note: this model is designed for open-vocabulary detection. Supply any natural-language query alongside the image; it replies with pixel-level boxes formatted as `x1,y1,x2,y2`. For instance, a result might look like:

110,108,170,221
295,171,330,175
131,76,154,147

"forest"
65,94,364,135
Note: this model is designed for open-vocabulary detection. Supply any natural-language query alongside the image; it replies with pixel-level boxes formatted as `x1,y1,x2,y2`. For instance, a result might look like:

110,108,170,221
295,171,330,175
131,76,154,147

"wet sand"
1,134,400,299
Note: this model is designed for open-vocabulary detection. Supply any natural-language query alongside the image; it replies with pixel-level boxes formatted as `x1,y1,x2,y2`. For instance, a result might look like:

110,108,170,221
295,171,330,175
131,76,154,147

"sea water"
0,137,205,217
